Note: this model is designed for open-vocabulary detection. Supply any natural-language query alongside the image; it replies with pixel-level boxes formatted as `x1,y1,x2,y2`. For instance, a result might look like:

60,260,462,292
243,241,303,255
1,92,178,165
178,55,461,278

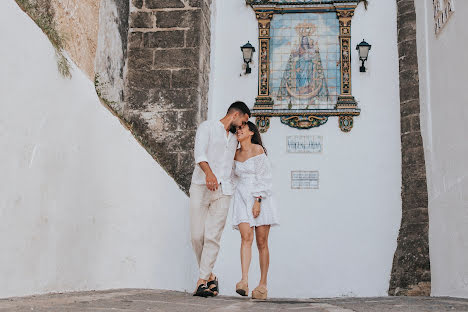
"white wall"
209,0,401,298
415,0,468,298
0,0,196,298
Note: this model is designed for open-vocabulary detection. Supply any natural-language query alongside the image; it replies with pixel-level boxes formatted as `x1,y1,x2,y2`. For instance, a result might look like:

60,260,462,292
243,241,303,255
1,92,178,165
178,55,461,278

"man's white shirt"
191,120,238,195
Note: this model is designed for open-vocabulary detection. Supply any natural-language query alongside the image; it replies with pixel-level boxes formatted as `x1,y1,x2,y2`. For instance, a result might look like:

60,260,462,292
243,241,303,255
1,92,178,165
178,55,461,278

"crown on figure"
295,22,316,37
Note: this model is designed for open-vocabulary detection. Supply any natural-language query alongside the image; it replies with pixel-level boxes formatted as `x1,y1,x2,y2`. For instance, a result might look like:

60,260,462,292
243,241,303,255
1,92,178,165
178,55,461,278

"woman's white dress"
231,153,279,230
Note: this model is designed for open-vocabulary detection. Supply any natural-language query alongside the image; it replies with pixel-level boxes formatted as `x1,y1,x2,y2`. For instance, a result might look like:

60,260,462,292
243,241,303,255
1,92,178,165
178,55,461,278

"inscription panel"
287,135,323,153
291,170,319,189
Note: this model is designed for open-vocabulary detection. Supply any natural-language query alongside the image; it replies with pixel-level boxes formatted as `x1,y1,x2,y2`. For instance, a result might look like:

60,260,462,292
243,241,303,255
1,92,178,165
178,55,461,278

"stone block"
154,150,179,176
130,12,153,28
398,24,417,42
149,111,179,132
178,151,195,168
132,0,143,9
143,31,185,48
178,110,199,130
402,146,426,166
127,69,171,90
402,208,429,225
150,89,199,110
156,10,201,29
400,115,411,134
399,68,419,86
128,32,143,49
201,0,211,16
146,0,185,9
127,48,153,71
402,161,425,179
402,178,428,195
171,69,199,88
399,83,419,103
400,99,420,117
398,39,417,59
185,29,201,47
127,113,149,136
398,61,418,76
177,152,195,192
400,114,421,134
397,1,416,17
127,87,149,109
189,0,202,7
409,114,420,132
401,190,428,210
167,130,196,152
153,48,199,69
397,11,416,31
399,52,418,69
401,132,423,149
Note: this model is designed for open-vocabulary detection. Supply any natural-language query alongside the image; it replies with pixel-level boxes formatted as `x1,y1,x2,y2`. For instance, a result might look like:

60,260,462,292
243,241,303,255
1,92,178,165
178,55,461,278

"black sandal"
207,277,219,296
193,284,214,297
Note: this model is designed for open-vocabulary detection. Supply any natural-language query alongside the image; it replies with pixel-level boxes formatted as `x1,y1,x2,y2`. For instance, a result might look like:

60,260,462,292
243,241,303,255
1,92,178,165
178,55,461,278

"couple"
189,101,279,300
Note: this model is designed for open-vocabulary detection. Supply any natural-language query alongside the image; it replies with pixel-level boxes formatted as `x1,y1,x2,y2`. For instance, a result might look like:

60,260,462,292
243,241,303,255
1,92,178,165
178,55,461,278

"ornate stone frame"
246,0,361,133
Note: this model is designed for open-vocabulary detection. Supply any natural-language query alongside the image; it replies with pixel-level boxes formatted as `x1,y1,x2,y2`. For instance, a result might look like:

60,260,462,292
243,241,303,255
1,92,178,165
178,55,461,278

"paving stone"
1,290,468,312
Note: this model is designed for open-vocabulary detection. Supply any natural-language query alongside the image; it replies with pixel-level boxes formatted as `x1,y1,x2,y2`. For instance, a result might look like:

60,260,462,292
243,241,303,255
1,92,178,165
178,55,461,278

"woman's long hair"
247,121,267,155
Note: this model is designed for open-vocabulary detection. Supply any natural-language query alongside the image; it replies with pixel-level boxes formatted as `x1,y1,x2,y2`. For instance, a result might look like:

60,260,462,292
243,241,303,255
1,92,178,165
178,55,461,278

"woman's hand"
252,201,261,218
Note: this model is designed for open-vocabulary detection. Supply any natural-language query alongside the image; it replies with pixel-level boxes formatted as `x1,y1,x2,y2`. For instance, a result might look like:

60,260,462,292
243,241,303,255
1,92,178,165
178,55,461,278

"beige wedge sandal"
251,285,268,300
235,280,249,296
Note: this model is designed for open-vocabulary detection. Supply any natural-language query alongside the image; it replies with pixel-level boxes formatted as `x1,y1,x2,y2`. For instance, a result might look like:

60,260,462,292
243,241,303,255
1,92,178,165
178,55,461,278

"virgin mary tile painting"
270,13,340,110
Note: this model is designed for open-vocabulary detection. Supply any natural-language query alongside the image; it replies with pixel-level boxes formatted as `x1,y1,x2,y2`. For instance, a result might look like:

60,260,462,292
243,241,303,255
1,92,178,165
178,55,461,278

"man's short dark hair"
227,101,251,117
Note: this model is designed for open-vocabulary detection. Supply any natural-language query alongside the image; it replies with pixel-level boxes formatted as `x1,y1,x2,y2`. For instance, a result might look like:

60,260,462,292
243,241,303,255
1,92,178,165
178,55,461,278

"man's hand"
252,201,261,218
205,172,219,191
199,161,218,191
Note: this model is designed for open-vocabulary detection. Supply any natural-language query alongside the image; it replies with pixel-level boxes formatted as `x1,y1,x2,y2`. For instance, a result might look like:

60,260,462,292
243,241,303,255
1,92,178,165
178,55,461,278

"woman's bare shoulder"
253,144,265,156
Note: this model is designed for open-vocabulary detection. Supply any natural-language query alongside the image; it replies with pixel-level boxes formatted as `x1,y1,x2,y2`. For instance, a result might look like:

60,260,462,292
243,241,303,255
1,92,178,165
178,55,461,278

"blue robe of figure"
277,35,328,105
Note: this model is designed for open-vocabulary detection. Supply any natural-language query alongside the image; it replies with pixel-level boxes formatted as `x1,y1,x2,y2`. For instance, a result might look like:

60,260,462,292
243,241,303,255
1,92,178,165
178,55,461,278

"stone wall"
95,0,129,115
52,0,100,79
389,0,431,296
17,0,212,194
124,0,212,193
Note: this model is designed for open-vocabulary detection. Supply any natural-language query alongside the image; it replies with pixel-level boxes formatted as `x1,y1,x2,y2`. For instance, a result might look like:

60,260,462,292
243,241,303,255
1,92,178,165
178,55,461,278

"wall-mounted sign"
291,171,319,189
433,0,455,35
287,136,323,153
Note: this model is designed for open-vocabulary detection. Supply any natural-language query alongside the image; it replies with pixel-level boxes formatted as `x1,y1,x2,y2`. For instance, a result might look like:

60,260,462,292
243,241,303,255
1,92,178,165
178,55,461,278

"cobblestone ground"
1,289,468,312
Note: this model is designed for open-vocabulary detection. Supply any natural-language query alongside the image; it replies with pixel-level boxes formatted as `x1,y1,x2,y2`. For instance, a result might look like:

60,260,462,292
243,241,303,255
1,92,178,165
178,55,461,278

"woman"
232,121,279,300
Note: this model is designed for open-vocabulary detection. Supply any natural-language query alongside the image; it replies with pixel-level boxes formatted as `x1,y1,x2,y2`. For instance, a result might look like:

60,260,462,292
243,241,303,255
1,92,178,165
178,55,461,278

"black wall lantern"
240,41,255,74
356,39,372,72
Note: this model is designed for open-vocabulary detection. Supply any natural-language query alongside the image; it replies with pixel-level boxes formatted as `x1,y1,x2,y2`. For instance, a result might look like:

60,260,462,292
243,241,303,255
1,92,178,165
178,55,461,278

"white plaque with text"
287,136,323,153
291,171,319,189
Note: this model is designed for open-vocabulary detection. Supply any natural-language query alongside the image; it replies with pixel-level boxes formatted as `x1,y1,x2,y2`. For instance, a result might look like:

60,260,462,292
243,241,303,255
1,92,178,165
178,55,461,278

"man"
190,101,251,297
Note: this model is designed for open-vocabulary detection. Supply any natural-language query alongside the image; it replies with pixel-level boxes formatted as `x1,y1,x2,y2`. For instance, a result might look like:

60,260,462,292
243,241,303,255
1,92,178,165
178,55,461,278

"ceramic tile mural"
270,13,340,110
433,0,455,35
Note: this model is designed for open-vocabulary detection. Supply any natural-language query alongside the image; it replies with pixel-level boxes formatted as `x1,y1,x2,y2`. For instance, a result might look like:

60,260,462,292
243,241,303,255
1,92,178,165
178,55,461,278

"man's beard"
229,124,237,134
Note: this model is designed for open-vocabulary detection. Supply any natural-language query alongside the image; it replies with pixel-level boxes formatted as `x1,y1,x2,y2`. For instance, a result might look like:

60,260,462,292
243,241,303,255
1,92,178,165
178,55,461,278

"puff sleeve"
251,154,272,199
